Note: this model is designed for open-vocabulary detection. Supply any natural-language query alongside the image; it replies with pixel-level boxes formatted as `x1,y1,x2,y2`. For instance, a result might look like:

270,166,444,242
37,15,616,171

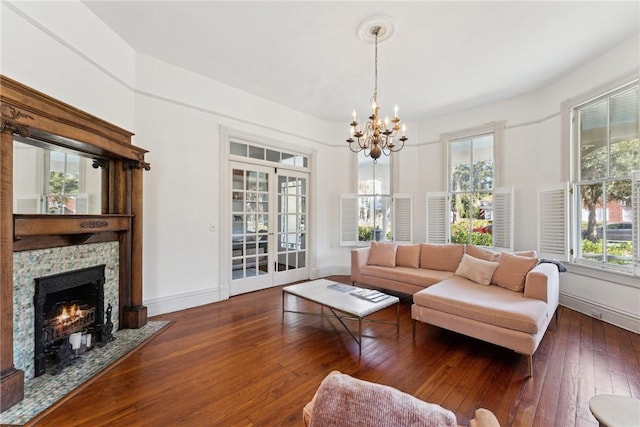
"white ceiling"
83,1,640,123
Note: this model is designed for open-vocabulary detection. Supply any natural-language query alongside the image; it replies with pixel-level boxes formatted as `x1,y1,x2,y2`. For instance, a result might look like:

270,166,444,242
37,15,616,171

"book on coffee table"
350,288,390,303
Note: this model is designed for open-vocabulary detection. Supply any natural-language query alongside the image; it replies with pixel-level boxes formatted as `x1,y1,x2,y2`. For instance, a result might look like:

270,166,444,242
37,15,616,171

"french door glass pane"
276,174,307,272
232,168,269,280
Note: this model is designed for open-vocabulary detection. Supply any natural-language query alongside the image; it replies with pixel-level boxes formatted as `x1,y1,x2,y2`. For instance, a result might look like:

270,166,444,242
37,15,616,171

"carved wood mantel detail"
0,75,150,411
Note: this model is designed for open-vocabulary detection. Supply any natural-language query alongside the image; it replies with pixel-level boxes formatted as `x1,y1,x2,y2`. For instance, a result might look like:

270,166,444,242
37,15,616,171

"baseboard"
310,265,351,279
560,292,640,334
145,288,222,317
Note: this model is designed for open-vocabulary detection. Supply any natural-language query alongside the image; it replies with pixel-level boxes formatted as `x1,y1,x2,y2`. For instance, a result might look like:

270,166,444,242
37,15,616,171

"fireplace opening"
34,265,106,376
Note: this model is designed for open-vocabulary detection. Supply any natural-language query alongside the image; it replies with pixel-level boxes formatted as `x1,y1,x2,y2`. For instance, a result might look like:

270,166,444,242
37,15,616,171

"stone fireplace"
13,243,120,380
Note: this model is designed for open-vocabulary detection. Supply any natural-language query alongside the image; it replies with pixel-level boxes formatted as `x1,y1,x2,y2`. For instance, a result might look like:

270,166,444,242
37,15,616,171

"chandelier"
347,24,407,162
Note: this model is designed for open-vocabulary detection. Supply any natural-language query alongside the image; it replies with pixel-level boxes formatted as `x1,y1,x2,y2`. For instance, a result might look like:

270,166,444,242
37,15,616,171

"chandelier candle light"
347,24,407,162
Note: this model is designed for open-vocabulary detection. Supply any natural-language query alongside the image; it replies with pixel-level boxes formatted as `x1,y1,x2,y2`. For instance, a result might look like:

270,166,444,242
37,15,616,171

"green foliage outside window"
451,220,493,246
581,239,633,265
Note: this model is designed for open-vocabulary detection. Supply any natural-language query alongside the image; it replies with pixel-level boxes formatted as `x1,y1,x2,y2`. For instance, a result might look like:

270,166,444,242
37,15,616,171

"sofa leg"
528,355,533,378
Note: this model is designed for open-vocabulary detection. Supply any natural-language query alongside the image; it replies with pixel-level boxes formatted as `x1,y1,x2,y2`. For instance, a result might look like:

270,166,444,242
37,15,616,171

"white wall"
133,54,345,314
1,1,136,129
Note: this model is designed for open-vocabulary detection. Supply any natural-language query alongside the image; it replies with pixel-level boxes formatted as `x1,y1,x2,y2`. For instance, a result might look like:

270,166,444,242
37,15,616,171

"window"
573,83,639,271
357,152,392,242
46,151,83,214
448,133,495,246
340,152,412,245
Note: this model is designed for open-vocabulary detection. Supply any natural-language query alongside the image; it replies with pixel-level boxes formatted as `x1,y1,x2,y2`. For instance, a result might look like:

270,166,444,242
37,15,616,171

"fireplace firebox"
33,265,106,376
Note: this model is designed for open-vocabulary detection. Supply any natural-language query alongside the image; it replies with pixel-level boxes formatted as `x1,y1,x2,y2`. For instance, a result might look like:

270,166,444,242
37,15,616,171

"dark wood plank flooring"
29,276,640,426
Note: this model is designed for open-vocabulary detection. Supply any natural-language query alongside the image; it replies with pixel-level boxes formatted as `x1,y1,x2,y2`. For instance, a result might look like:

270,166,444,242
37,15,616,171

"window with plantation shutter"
492,187,513,251
572,82,637,271
15,195,41,214
538,184,570,261
392,194,412,243
340,194,358,246
426,192,448,243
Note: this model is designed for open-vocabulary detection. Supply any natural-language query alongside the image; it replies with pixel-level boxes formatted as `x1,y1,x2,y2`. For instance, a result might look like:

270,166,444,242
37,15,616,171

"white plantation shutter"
74,193,88,214
392,194,412,243
426,192,448,244
340,194,358,246
492,187,513,252
538,183,570,261
633,171,640,276
15,195,41,214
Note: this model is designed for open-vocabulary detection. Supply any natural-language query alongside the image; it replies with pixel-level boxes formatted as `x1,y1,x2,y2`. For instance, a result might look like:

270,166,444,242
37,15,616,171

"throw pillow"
491,251,539,292
455,254,500,285
465,245,499,261
420,244,465,272
367,242,398,267
396,244,421,268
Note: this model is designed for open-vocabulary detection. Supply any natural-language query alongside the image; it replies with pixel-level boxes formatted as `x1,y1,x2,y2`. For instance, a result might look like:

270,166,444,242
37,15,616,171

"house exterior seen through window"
357,151,392,242
448,133,495,246
574,84,638,270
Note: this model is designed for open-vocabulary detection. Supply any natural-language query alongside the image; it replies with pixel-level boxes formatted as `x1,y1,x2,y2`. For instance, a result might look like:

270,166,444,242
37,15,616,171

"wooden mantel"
0,75,150,411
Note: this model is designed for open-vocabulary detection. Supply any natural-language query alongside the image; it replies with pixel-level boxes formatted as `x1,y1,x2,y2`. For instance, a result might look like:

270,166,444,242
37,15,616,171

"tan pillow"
367,242,398,267
396,244,421,268
465,245,499,261
420,244,464,272
455,254,500,285
491,251,539,292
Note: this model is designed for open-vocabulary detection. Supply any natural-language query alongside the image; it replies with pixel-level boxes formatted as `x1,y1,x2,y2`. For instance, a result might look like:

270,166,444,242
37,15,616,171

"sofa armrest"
350,247,370,283
523,263,559,307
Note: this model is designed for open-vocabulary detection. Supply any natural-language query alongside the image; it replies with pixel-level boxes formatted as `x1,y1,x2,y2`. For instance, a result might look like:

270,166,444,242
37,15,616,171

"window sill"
566,262,639,289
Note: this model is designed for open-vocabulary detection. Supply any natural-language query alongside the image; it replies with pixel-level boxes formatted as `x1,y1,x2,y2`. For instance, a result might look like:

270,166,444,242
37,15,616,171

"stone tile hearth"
0,320,170,426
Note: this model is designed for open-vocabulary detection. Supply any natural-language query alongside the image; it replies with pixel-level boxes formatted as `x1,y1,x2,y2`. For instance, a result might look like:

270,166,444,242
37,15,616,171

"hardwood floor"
31,276,639,427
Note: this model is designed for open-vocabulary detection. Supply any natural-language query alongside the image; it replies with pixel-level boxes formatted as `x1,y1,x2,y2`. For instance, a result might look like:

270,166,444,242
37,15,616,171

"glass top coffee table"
282,279,400,358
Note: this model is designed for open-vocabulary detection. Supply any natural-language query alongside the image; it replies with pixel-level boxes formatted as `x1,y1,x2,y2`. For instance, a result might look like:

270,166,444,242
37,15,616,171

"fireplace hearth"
33,266,106,377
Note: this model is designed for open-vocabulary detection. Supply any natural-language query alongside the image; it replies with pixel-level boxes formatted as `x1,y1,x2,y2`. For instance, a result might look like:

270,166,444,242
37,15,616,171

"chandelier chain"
373,26,379,103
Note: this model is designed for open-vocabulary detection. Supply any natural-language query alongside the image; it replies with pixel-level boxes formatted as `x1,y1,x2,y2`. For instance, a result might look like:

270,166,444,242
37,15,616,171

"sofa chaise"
351,242,560,376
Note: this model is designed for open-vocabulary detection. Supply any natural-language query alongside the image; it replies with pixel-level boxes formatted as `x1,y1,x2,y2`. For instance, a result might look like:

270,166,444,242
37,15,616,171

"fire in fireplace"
34,265,106,376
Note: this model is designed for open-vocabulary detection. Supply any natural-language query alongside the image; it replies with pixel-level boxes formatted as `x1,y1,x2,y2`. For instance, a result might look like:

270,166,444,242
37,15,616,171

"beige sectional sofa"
351,242,560,376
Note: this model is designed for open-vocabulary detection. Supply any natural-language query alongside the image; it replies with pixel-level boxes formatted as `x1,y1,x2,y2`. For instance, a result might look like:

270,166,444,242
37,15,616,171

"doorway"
229,161,308,295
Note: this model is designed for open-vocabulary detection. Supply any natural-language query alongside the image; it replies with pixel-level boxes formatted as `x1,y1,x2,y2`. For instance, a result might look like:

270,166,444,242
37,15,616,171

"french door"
229,162,308,295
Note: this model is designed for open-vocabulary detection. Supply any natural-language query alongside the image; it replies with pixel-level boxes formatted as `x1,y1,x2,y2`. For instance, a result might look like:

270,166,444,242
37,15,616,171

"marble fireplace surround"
13,242,120,380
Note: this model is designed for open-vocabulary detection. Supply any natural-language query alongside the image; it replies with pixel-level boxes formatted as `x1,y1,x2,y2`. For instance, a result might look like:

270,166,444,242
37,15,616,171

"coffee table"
282,279,400,357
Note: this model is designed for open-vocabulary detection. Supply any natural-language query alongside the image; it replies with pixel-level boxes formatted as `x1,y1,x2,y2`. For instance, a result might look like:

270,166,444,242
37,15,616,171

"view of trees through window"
449,134,495,246
357,152,392,242
46,151,81,214
576,85,638,267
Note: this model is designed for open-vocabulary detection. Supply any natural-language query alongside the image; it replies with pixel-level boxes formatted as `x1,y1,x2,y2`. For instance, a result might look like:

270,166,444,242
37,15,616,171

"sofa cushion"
465,245,499,261
307,371,457,427
396,244,421,268
491,252,539,292
360,265,454,287
367,242,397,267
455,254,500,285
413,276,547,334
514,250,537,258
420,243,464,272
